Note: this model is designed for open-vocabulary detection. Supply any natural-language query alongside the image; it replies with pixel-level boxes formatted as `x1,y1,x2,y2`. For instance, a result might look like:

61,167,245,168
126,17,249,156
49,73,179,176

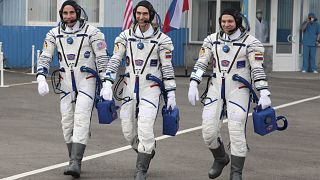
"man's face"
136,6,150,26
221,15,237,34
62,5,77,26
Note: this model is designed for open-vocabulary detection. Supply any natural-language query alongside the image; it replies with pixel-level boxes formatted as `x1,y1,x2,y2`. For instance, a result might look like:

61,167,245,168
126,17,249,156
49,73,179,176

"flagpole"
184,6,189,77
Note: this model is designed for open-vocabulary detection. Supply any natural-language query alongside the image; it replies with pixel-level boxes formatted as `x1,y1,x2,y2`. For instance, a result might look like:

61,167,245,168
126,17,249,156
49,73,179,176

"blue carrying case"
96,99,118,124
232,74,288,136
162,106,180,136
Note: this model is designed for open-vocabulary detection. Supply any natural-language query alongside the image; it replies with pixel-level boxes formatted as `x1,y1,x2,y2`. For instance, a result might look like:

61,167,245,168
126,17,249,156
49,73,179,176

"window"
77,0,100,23
255,0,271,43
27,0,102,25
191,0,241,42
28,0,57,23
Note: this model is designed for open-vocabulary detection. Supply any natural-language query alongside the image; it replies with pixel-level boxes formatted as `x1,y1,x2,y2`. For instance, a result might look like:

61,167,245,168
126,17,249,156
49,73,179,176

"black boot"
134,152,153,180
65,143,86,178
63,143,72,175
229,155,245,180
208,142,230,179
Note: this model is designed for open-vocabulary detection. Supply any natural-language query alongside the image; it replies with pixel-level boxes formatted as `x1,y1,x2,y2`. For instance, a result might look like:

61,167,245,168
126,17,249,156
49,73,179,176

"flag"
122,0,133,30
163,0,189,33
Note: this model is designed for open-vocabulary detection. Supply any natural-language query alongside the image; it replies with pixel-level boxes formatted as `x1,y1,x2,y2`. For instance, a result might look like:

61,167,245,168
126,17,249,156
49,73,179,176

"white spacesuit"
104,12,176,155
188,9,271,180
101,1,176,179
36,0,109,178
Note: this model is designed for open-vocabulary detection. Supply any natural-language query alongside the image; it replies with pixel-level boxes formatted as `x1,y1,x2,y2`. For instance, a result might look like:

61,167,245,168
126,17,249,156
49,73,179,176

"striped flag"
122,0,133,30
163,0,189,33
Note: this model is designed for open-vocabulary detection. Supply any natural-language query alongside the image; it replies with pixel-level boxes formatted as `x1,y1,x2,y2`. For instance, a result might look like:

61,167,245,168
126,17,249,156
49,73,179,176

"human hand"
258,89,271,110
37,75,49,96
101,81,113,100
167,91,176,110
188,80,199,106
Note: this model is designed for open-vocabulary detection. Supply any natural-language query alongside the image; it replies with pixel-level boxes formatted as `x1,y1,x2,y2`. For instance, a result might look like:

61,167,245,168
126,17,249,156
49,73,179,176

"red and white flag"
163,0,189,33
122,0,133,30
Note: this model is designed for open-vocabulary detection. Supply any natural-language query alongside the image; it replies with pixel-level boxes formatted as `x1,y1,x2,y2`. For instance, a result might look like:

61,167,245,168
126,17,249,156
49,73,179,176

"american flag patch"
97,41,106,50
255,53,264,60
165,51,172,59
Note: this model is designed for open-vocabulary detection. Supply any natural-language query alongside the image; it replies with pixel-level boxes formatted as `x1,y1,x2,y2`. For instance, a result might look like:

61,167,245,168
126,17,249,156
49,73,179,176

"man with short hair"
36,0,109,178
101,1,177,179
188,9,271,179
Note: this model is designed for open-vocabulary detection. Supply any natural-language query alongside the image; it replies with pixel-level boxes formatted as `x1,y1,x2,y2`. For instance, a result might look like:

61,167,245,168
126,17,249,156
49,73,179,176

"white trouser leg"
137,98,158,154
227,89,250,157
120,100,138,148
61,93,74,144
202,99,223,149
72,91,94,145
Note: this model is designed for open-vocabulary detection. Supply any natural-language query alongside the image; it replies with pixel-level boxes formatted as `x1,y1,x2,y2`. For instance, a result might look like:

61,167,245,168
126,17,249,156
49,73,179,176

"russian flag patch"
165,51,172,59
255,53,264,60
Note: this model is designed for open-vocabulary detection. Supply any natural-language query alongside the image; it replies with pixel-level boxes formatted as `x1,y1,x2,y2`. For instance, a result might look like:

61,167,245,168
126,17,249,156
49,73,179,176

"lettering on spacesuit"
67,54,76,60
236,61,246,69
150,59,158,67
135,59,144,66
221,60,230,67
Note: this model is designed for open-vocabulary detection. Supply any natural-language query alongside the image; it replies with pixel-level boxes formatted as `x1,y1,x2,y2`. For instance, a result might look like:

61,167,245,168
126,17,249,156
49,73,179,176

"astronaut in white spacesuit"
188,9,271,180
36,0,109,178
101,1,176,179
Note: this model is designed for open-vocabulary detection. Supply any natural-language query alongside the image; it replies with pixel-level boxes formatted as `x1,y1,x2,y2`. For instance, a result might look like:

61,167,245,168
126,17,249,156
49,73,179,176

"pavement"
0,68,320,180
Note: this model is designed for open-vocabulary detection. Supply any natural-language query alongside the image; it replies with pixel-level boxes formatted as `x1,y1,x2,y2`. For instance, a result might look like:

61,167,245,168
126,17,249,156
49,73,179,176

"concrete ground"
0,69,319,180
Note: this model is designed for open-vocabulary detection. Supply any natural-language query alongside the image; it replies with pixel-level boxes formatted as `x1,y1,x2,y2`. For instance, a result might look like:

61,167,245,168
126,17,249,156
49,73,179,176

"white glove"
37,75,49,96
258,89,271,110
167,91,176,110
188,80,199,106
100,81,113,100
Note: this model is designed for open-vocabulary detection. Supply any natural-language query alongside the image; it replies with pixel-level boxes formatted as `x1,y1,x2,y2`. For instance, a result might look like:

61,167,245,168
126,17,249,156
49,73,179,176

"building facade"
0,0,319,72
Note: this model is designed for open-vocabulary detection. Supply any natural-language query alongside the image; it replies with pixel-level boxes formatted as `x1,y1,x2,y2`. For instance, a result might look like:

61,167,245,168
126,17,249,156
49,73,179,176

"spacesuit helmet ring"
133,0,156,24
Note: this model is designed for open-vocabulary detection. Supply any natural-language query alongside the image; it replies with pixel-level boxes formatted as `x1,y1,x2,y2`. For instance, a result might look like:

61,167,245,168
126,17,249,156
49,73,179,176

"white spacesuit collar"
134,24,155,38
64,21,81,33
223,28,242,41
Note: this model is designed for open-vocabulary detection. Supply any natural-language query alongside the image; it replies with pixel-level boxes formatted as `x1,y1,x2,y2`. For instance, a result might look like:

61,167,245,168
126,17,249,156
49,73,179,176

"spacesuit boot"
65,143,86,178
208,143,230,179
63,143,72,175
229,155,245,180
134,152,153,180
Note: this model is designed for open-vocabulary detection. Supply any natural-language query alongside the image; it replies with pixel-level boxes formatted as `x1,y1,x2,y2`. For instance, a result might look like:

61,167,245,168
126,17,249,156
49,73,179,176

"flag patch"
97,41,106,50
255,53,264,60
165,51,172,59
